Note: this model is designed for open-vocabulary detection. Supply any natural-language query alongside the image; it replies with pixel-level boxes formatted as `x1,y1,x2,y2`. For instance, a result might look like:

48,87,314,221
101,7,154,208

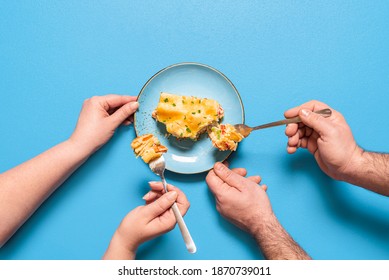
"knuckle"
155,200,167,212
223,169,234,181
123,105,133,115
82,98,91,106
119,105,132,119
309,113,320,122
89,96,101,105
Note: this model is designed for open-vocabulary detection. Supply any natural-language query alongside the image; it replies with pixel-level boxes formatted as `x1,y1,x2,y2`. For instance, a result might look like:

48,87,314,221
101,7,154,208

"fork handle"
161,177,197,254
171,203,197,253
252,108,332,131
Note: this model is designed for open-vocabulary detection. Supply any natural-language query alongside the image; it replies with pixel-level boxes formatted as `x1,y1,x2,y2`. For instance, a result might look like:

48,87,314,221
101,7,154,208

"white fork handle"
161,177,196,253
171,203,197,253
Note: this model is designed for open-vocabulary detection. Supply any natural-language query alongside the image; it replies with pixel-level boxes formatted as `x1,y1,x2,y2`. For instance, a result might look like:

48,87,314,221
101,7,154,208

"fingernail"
130,102,139,110
148,181,158,185
166,191,177,201
301,109,310,117
142,192,150,200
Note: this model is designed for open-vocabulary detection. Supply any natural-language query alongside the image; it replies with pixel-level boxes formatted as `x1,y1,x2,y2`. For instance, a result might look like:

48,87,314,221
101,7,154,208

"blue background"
1,1,388,260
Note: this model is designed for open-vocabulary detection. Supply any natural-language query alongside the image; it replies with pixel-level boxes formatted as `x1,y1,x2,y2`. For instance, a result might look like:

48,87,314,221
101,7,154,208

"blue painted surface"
0,1,388,260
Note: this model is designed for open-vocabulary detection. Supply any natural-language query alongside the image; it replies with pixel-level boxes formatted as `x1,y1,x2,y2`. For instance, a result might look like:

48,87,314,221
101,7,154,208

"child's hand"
103,182,190,259
69,95,139,154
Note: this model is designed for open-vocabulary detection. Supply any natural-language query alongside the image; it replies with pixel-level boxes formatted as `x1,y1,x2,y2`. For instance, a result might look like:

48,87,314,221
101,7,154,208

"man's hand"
70,95,139,154
285,100,389,196
103,182,190,259
284,100,362,181
206,162,271,235
206,162,310,259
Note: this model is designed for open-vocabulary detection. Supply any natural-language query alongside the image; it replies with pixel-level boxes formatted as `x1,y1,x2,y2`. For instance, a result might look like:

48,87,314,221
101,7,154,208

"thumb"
299,109,332,136
144,191,177,220
110,102,139,127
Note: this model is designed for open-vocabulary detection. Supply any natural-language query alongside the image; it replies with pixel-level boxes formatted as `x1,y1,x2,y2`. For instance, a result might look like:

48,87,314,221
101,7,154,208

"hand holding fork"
149,156,197,254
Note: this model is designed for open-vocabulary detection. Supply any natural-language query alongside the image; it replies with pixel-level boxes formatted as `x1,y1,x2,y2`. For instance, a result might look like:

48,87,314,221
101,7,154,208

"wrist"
251,213,311,260
338,146,365,183
103,231,137,260
249,212,278,241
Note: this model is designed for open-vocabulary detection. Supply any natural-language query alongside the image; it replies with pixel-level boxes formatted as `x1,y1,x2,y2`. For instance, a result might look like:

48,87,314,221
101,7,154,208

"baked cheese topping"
207,124,244,151
131,134,167,163
152,92,224,140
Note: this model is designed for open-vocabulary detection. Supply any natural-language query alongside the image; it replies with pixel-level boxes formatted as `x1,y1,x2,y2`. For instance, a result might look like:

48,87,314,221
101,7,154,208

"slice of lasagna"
131,134,167,163
207,124,244,151
152,92,224,140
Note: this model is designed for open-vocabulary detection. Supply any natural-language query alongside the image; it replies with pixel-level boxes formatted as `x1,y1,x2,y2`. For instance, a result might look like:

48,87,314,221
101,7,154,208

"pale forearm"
341,149,389,196
0,139,91,247
252,214,311,260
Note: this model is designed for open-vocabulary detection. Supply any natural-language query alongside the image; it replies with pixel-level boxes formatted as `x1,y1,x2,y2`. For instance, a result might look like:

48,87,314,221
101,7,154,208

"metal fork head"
233,124,252,138
149,155,166,176
149,156,168,192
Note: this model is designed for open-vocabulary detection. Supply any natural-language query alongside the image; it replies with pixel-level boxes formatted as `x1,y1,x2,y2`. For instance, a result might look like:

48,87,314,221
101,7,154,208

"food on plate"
152,92,224,140
131,134,167,163
207,123,244,151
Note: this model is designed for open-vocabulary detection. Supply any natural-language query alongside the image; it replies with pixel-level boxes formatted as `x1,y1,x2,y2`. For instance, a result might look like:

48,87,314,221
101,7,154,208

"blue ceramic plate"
134,62,244,174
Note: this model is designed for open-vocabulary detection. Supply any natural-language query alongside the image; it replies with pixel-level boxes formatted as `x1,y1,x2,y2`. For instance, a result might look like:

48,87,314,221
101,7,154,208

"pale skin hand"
285,100,389,196
206,162,311,260
103,182,190,260
70,95,139,154
0,95,138,247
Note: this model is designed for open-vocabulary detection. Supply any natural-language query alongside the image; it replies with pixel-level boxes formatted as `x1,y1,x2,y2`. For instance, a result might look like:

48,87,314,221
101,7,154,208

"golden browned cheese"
131,134,168,163
207,124,244,151
153,92,224,140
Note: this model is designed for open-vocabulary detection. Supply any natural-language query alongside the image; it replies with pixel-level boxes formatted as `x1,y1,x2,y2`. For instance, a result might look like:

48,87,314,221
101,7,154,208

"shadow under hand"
286,152,389,243
136,238,167,260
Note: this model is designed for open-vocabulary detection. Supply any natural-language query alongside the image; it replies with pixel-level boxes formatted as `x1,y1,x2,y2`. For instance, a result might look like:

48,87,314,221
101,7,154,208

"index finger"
101,94,137,110
206,169,225,197
284,100,329,118
148,181,189,215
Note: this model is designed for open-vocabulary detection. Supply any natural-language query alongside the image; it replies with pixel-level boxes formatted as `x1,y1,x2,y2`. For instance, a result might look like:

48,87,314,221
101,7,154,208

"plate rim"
134,62,245,174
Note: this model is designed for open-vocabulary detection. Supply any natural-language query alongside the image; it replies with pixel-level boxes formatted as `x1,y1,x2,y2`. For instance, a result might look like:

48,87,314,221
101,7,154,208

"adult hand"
284,100,362,181
103,182,190,259
205,162,271,235
206,162,311,260
70,94,139,154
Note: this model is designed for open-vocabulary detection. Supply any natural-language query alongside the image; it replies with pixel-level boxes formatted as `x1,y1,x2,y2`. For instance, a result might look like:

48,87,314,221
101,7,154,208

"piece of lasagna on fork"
131,134,167,163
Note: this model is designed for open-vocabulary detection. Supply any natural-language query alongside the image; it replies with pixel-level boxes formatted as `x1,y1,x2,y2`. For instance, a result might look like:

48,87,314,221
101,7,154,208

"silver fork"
149,156,197,254
234,108,332,137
